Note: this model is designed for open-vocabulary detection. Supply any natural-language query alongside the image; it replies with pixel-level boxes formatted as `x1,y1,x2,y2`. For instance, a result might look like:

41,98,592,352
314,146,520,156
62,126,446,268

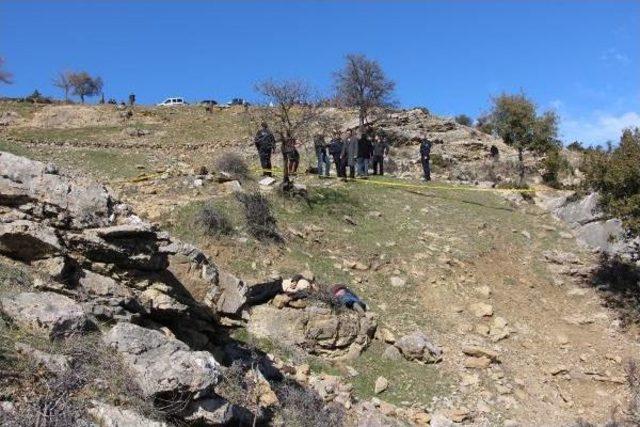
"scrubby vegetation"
542,148,572,189
215,152,250,180
235,192,282,243
583,128,640,236
195,203,234,236
454,114,472,126
275,379,345,427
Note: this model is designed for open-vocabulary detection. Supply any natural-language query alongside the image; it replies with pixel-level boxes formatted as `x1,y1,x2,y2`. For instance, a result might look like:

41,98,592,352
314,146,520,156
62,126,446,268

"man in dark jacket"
372,134,390,175
328,135,344,177
340,129,358,180
420,137,432,181
356,131,373,178
254,122,276,176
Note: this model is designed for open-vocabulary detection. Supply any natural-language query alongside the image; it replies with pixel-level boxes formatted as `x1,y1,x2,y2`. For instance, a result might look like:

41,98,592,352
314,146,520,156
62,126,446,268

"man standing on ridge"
314,133,330,177
356,129,373,178
328,133,344,177
254,122,276,176
420,136,432,181
372,133,390,176
340,128,358,181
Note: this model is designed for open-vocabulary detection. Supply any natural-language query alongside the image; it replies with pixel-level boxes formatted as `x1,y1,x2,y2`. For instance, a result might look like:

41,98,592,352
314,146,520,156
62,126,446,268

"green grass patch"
349,341,449,406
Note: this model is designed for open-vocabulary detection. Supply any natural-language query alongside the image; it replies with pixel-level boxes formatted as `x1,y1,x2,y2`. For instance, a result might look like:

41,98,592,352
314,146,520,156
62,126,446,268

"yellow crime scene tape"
105,164,535,194
251,166,537,193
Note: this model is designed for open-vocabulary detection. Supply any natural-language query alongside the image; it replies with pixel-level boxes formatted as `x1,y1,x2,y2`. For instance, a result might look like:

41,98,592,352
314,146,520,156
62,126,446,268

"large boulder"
0,292,92,339
538,192,637,258
554,192,602,227
205,271,282,316
102,322,221,399
247,303,376,359
0,151,113,229
394,331,442,363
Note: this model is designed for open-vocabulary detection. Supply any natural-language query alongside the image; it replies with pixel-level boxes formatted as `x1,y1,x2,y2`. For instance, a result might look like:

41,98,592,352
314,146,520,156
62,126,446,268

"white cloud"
561,111,640,146
600,48,631,65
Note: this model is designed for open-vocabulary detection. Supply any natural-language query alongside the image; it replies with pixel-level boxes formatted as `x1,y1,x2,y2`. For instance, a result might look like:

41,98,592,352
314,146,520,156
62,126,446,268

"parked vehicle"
157,97,187,106
227,98,250,107
200,100,218,106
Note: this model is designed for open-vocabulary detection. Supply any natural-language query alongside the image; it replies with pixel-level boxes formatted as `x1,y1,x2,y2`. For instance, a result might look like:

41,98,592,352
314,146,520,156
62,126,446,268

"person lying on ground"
331,284,366,313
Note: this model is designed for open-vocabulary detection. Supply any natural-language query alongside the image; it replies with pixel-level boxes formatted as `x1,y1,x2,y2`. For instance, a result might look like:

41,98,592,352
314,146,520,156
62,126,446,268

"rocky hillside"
0,103,539,187
0,152,420,426
1,103,638,427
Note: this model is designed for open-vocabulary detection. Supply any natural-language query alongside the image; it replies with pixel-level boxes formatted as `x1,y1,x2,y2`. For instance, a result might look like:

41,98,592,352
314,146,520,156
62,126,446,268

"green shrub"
542,149,572,188
215,153,250,180
195,203,233,236
566,140,586,152
235,192,282,243
454,114,472,126
583,128,640,236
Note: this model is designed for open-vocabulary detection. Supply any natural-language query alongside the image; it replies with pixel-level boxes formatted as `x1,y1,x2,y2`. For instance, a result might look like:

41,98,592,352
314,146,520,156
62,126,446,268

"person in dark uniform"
372,134,390,175
420,137,432,181
356,130,373,178
254,122,276,176
340,129,358,180
128,93,136,106
328,134,344,177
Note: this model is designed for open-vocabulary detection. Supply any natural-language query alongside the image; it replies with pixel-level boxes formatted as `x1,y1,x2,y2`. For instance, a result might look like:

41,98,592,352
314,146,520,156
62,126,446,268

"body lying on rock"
331,284,366,313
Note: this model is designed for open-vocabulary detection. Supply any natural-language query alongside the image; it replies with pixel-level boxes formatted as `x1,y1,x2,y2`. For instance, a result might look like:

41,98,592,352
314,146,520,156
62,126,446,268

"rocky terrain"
1,103,639,426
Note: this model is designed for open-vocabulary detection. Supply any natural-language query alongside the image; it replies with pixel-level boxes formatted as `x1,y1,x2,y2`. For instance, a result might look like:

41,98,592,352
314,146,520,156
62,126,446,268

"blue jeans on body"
357,157,369,176
316,148,331,176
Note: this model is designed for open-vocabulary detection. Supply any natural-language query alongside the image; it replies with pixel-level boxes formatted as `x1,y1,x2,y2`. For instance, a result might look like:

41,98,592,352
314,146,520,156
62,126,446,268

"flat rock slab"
0,292,91,339
0,220,63,261
102,322,221,399
89,401,168,427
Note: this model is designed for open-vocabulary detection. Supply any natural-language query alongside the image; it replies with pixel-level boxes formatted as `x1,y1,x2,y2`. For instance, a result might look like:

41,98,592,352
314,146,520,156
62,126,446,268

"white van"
157,97,187,106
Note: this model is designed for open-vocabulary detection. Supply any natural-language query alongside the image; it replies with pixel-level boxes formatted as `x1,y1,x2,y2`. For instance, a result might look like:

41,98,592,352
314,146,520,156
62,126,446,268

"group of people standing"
253,122,433,181
314,126,390,180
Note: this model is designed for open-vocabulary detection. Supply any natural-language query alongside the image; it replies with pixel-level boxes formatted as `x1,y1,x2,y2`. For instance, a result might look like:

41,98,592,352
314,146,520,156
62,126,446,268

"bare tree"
333,53,395,127
255,79,318,178
0,57,13,84
52,71,73,102
255,79,315,140
68,71,103,103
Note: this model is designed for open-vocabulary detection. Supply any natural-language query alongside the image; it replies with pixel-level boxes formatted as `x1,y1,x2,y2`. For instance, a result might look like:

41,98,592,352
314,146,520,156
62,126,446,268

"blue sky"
1,1,639,145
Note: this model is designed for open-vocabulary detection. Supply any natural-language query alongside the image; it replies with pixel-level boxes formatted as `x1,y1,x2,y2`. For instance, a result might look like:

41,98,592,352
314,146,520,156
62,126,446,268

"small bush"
542,149,572,189
195,203,233,236
567,140,586,152
235,192,282,243
215,152,250,179
454,114,472,126
274,379,345,427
